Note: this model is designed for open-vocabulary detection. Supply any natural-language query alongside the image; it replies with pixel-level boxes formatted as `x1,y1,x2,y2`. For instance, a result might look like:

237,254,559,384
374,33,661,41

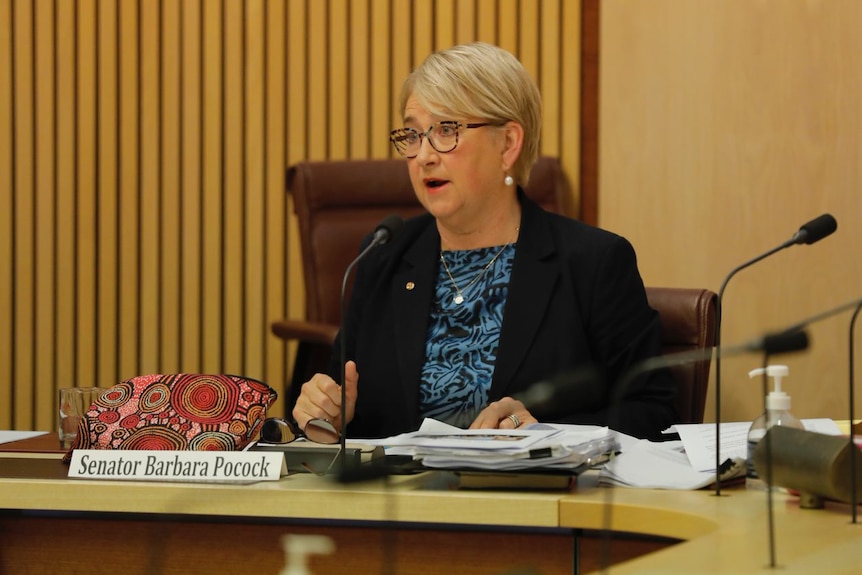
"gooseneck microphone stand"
713,214,837,496
758,353,778,568
849,303,861,523
337,216,404,475
713,251,781,495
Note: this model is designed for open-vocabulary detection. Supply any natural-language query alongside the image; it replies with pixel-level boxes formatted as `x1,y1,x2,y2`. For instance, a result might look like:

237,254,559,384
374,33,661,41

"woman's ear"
500,121,525,169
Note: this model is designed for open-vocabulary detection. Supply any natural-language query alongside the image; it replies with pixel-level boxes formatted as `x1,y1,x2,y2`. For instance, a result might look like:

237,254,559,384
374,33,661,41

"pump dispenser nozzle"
748,364,791,411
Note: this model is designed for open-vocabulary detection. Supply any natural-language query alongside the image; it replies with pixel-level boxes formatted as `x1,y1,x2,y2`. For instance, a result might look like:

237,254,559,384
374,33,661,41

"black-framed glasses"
389,120,499,158
260,417,340,445
259,417,342,475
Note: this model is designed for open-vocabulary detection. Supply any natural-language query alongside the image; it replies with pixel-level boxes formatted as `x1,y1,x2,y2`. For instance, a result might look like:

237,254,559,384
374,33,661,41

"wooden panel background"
600,0,862,423
0,0,582,429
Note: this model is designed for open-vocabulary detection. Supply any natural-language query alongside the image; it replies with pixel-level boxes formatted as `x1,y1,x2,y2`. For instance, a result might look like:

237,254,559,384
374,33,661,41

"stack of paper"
375,418,617,472
599,439,746,489
598,418,843,490
670,418,842,473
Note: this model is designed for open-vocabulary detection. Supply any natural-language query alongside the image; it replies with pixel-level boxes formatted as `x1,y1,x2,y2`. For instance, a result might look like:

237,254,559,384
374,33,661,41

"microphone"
337,215,404,472
515,331,807,429
609,329,809,410
751,296,859,567
596,328,809,575
512,365,604,420
370,214,404,246
745,330,811,356
713,213,837,495
787,213,838,246
776,296,862,335
332,216,401,575
769,295,862,523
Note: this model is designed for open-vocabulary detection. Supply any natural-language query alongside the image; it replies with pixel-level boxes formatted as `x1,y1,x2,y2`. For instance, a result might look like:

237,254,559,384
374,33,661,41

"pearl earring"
504,175,514,186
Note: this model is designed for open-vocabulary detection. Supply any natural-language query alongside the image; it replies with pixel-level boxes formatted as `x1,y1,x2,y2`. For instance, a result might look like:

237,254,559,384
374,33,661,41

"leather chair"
271,157,716,424
645,287,717,424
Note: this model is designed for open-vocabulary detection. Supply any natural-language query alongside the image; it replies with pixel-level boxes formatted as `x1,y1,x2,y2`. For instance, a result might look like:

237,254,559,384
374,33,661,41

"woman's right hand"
292,360,359,434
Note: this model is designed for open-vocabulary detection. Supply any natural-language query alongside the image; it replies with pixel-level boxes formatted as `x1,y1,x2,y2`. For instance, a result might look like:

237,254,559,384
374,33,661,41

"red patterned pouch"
62,373,277,463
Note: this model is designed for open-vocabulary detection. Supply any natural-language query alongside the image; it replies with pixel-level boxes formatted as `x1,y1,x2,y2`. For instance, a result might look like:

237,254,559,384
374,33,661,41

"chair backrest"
645,287,718,424
287,156,572,327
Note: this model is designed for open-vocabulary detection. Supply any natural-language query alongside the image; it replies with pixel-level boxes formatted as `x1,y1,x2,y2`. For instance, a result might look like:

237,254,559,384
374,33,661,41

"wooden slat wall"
0,0,582,430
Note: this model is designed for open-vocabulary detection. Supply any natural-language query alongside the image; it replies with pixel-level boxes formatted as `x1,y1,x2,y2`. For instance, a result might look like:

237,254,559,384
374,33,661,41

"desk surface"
3,434,862,574
559,486,862,574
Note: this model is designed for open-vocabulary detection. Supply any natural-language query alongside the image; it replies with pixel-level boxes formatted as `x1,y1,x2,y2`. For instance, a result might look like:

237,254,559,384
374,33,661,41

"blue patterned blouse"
419,243,516,427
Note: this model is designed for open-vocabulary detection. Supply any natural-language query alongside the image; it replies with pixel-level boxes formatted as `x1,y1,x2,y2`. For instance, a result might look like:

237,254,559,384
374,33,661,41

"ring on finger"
506,414,521,428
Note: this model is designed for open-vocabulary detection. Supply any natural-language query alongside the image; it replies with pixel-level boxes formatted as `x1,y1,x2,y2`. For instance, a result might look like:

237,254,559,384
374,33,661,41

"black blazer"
330,192,677,440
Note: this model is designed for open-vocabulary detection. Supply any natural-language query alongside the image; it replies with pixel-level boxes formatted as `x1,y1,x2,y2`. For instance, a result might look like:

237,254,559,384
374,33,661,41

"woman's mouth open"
424,178,450,192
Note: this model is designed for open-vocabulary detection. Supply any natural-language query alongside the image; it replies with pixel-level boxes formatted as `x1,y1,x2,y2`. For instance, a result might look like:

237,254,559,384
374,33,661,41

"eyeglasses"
259,417,342,475
389,120,499,158
260,417,340,445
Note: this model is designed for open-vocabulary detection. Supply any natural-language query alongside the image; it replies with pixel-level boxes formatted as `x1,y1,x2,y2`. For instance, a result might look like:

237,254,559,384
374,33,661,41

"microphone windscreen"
374,214,405,244
796,213,837,245
513,365,603,420
754,330,809,355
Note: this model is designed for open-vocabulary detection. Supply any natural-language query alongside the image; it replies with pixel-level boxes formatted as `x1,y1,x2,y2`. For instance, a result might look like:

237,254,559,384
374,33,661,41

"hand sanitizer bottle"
745,364,804,488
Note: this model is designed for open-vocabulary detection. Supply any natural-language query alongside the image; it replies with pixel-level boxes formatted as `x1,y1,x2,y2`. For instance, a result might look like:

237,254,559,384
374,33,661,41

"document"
0,430,47,445
599,418,844,490
369,418,617,472
672,418,842,472
599,439,745,490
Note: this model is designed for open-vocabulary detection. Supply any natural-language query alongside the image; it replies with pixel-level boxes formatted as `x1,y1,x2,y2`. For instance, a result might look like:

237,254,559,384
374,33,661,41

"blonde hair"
399,42,542,186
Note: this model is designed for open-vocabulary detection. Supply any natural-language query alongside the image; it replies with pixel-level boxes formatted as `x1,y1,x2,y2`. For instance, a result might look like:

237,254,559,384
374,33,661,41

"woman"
293,42,676,440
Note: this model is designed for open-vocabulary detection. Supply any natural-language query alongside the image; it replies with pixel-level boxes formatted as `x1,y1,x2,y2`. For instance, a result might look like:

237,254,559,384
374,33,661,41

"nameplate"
67,450,287,483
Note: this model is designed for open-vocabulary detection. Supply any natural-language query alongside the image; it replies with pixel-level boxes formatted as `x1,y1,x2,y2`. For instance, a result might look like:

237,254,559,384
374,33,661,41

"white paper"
672,421,750,472
393,427,562,452
0,430,48,445
672,418,843,472
366,418,616,471
599,440,745,490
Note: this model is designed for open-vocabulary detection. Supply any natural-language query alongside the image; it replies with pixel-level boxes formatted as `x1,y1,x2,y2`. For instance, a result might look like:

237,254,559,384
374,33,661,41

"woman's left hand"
469,397,537,430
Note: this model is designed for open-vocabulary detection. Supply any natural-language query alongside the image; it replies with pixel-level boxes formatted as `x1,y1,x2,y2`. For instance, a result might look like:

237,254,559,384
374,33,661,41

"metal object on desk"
754,425,862,508
250,440,384,476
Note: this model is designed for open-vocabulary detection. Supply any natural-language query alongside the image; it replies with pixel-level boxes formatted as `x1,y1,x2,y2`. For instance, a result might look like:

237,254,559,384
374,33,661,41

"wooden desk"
6,434,861,574
559,485,862,574
2,434,674,575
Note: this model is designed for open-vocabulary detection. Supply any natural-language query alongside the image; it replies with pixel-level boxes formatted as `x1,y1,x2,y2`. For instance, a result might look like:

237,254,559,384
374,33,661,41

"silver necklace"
440,244,509,305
